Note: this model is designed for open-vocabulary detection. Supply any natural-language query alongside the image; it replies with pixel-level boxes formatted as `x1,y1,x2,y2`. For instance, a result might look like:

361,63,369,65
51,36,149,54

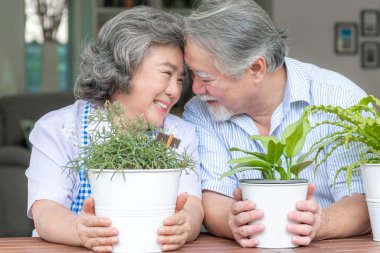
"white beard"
198,95,233,122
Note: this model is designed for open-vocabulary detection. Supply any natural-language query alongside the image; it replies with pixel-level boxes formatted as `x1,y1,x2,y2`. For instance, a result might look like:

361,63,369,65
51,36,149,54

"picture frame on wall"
361,42,380,69
335,23,358,55
361,10,380,36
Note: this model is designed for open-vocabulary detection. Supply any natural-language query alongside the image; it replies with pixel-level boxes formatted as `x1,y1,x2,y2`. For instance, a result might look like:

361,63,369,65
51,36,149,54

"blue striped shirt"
183,57,366,208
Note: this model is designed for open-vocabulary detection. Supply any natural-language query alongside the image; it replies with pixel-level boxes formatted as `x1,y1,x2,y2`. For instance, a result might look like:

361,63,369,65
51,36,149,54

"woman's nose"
166,79,181,97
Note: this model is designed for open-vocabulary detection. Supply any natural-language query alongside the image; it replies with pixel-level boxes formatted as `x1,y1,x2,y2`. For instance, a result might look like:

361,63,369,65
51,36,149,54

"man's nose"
192,76,206,95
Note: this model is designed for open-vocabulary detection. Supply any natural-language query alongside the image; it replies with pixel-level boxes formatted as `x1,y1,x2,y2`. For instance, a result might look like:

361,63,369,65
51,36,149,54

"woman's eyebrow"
159,62,185,76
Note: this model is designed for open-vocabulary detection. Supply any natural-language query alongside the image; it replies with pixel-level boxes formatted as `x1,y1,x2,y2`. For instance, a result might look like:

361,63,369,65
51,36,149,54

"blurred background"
1,0,379,101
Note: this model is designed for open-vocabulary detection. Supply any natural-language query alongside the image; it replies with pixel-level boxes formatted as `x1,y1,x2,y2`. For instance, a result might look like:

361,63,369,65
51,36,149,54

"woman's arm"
32,198,119,252
183,195,204,242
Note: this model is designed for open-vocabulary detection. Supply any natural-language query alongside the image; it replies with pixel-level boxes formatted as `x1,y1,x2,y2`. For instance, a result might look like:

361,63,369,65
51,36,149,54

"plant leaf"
283,119,312,158
296,134,343,164
227,158,272,170
227,156,267,164
249,135,280,152
229,147,267,161
266,140,285,165
220,166,263,179
289,160,313,178
274,166,287,180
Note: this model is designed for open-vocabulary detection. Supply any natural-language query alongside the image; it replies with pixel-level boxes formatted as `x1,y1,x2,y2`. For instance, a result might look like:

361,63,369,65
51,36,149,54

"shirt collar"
227,58,312,135
283,57,311,108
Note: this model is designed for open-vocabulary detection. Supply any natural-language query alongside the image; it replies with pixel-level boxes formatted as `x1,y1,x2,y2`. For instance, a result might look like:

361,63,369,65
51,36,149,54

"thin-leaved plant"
297,95,380,188
66,101,194,176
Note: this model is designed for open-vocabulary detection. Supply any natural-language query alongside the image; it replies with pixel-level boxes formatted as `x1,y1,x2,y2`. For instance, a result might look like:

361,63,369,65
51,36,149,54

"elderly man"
183,0,370,247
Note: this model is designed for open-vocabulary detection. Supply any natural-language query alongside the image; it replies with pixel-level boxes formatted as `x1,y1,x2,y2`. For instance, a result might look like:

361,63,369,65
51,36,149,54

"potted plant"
67,101,194,253
221,118,313,248
298,95,380,241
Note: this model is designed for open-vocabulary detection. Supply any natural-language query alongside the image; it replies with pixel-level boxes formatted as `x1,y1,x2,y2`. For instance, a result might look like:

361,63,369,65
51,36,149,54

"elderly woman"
26,6,203,252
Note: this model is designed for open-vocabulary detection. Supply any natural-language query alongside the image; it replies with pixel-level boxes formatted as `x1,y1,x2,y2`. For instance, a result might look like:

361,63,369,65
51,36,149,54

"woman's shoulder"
29,101,88,162
31,100,86,147
164,114,197,146
164,113,196,133
34,100,84,126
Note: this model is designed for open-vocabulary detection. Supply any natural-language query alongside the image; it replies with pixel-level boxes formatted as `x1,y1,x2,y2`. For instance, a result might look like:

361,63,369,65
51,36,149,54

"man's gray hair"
74,6,184,104
185,0,288,78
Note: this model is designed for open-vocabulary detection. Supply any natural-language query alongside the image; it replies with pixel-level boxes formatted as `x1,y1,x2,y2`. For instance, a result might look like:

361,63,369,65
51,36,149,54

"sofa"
0,92,74,237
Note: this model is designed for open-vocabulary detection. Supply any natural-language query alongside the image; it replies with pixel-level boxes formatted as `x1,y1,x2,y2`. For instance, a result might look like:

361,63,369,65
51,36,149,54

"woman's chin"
147,117,165,128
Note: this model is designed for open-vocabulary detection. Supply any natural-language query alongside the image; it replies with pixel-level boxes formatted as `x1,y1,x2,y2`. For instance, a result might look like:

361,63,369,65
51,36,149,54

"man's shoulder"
287,58,366,106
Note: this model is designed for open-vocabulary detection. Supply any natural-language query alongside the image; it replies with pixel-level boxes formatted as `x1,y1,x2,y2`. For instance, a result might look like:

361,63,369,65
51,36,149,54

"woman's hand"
76,197,119,252
158,193,191,251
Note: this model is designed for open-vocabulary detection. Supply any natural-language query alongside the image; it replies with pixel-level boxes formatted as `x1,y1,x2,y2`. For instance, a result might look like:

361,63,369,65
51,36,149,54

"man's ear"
248,57,266,81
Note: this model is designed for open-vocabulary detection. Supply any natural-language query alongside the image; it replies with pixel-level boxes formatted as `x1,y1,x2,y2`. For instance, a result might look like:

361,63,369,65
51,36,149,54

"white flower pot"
361,164,380,241
240,179,308,248
88,168,182,253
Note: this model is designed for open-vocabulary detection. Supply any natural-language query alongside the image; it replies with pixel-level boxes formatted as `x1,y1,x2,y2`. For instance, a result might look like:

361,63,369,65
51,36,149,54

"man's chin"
206,104,232,122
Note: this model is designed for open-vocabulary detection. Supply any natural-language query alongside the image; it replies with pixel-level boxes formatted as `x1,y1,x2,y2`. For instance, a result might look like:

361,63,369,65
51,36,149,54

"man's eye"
160,70,172,76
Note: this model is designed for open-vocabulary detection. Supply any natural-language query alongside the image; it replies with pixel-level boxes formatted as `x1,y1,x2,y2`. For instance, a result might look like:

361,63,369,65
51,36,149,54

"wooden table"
0,233,379,252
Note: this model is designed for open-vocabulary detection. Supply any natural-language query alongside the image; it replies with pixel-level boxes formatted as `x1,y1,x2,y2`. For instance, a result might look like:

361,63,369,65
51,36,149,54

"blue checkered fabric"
70,101,92,214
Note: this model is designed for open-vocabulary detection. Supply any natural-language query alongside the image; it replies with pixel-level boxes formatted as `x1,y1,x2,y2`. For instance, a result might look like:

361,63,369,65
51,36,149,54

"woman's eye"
178,78,184,85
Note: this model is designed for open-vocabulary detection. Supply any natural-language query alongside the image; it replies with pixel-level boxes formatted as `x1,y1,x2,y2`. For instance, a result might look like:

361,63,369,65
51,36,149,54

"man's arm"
288,192,370,245
206,184,370,247
316,194,370,240
203,190,234,238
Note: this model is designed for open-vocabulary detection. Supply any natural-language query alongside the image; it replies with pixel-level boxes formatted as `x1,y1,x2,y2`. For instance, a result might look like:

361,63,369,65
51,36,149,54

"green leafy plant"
66,101,194,175
221,118,313,180
298,95,380,187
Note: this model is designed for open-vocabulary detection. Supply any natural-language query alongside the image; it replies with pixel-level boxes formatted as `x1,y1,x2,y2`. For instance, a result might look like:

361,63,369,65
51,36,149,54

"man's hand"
228,188,264,247
287,183,322,246
75,197,119,252
158,193,191,251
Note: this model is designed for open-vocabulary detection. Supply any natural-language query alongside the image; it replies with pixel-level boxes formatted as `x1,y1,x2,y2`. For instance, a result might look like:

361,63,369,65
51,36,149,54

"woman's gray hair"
74,6,184,104
185,0,288,78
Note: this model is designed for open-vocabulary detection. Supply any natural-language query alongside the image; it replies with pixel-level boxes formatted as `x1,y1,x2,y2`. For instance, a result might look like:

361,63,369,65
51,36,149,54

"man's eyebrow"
159,62,185,76
193,70,213,79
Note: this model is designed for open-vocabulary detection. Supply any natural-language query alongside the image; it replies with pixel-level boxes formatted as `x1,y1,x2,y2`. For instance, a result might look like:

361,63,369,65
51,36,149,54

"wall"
0,0,25,97
1,1,379,98
68,0,93,91
272,0,380,97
